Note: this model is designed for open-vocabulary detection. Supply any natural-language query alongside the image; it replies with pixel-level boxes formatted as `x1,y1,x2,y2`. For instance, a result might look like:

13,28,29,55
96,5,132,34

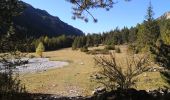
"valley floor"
19,45,168,96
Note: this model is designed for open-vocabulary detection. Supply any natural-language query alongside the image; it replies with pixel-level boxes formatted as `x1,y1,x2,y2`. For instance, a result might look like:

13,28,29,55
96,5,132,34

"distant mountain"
158,11,170,20
13,2,84,38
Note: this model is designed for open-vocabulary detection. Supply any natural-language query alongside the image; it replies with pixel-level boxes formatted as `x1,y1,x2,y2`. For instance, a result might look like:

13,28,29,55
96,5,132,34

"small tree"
94,53,150,90
36,42,45,57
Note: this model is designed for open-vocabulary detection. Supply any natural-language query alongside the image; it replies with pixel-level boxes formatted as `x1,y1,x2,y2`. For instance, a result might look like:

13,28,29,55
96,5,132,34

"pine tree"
160,19,170,45
150,39,170,69
36,42,45,57
121,27,129,43
128,27,138,43
72,37,78,50
137,2,160,51
0,0,24,27
150,39,170,84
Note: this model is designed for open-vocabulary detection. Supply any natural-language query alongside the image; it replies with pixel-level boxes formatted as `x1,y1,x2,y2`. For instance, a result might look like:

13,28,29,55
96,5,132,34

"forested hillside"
12,2,84,38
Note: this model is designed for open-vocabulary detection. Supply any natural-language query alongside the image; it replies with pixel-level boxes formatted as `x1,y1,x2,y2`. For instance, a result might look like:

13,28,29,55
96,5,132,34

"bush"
115,47,121,53
104,45,115,50
128,44,139,54
87,49,109,55
94,53,150,90
80,46,89,52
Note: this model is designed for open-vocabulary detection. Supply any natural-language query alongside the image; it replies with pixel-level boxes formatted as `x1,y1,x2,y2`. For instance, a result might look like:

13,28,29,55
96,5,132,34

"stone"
143,73,147,77
92,90,97,95
92,87,106,95
153,69,157,72
80,62,84,65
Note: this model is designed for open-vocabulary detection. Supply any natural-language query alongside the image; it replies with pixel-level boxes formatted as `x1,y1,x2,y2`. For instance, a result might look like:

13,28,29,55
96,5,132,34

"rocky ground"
0,58,69,74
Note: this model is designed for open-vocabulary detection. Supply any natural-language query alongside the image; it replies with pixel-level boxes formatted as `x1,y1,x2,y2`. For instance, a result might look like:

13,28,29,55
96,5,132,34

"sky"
22,0,170,34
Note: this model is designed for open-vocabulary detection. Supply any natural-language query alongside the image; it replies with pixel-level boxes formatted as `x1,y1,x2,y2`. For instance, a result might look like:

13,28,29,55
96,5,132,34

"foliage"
0,0,24,27
115,47,121,53
80,46,89,52
0,73,26,93
94,53,150,90
150,39,170,69
67,0,130,22
104,45,115,50
87,49,109,55
103,27,131,45
72,34,102,50
160,19,170,45
128,44,139,54
160,71,170,85
150,39,170,85
29,35,74,52
36,42,45,57
137,3,160,51
128,27,138,43
0,26,28,99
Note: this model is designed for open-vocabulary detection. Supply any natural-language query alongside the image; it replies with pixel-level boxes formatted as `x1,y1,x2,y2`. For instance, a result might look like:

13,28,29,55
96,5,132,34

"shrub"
115,47,121,53
80,46,89,52
128,44,139,54
94,53,150,90
87,49,109,55
104,45,115,50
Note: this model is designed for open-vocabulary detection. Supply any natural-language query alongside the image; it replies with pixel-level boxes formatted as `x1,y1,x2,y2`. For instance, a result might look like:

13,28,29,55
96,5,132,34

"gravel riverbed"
0,58,69,74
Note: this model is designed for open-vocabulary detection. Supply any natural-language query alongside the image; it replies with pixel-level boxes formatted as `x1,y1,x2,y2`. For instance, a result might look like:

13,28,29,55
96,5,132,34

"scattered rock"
90,74,103,80
0,58,69,74
80,62,84,65
149,66,166,72
143,73,147,77
52,84,57,87
92,87,106,95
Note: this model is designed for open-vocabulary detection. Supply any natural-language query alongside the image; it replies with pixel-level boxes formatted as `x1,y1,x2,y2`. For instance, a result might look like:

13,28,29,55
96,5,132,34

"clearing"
19,45,168,96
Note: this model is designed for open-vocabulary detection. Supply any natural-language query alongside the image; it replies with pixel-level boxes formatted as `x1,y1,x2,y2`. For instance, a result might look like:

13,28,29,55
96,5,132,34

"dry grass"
20,48,100,96
19,45,168,96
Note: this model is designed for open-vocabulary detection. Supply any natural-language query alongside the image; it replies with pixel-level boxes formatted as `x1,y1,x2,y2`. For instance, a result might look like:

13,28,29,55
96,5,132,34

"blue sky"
22,0,170,34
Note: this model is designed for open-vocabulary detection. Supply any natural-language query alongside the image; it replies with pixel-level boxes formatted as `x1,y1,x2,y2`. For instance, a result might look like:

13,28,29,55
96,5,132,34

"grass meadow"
19,45,168,96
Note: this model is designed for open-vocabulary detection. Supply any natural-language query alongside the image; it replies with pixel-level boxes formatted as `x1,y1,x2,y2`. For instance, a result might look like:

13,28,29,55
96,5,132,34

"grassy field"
19,45,168,96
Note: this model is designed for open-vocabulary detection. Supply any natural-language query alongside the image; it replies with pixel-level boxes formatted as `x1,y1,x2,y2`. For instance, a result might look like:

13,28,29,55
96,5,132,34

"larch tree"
36,42,45,58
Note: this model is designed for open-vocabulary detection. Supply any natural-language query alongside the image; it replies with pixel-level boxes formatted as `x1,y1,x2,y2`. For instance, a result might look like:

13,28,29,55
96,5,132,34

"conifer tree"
150,39,170,69
150,39,170,84
36,42,45,57
160,19,170,45
137,2,160,51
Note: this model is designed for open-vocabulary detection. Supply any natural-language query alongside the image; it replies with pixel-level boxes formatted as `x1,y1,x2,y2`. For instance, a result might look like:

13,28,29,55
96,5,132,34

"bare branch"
94,53,150,90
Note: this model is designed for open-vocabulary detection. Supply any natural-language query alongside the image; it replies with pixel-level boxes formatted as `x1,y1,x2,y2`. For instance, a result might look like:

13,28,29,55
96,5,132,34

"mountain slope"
13,2,84,37
158,11,170,20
